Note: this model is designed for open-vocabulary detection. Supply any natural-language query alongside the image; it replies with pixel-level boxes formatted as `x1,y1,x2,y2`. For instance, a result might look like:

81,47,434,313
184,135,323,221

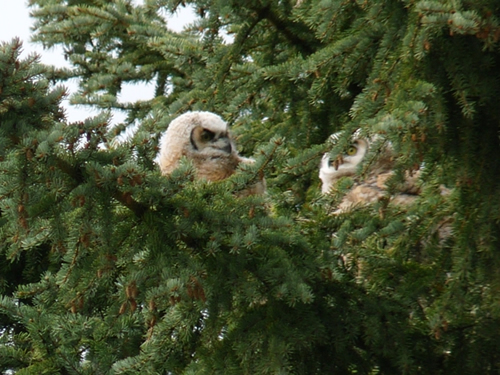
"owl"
319,131,420,212
159,111,265,195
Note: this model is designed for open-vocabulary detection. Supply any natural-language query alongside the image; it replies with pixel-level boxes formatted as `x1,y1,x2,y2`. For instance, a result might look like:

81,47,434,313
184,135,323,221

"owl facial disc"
319,136,369,194
190,126,233,155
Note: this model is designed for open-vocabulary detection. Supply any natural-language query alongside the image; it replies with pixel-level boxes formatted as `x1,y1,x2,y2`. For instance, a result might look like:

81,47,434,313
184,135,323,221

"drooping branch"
53,156,149,218
256,5,320,55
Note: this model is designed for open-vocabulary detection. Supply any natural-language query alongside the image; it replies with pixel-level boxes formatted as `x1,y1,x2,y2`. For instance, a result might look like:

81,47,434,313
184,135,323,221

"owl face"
189,125,233,157
159,111,245,182
319,136,369,194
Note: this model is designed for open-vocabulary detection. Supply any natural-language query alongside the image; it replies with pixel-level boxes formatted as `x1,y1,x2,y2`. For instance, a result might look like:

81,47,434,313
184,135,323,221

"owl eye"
200,129,216,142
346,145,358,156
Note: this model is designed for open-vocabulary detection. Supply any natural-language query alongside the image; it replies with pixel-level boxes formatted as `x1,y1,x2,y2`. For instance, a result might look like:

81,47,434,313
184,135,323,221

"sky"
0,1,195,123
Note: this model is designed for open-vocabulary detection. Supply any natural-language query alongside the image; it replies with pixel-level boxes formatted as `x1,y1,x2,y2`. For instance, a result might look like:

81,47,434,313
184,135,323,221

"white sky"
0,1,195,123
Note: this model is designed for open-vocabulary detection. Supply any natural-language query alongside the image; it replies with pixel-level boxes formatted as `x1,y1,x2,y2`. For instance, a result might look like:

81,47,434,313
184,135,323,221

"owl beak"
220,138,232,154
333,155,343,170
325,155,343,170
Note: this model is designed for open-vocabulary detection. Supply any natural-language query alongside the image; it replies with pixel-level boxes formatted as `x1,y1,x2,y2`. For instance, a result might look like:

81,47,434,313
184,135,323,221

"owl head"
319,131,371,194
158,111,266,196
158,111,243,181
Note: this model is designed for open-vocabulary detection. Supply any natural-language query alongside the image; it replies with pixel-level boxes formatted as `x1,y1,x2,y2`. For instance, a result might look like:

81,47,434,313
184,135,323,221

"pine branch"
53,156,148,218
256,4,319,55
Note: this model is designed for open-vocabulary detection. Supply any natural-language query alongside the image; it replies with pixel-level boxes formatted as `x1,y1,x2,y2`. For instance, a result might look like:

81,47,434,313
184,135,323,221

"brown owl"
159,111,265,195
319,131,420,212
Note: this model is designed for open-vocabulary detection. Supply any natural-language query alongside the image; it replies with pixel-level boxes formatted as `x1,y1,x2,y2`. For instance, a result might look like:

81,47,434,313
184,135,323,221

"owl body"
159,111,265,195
319,132,419,212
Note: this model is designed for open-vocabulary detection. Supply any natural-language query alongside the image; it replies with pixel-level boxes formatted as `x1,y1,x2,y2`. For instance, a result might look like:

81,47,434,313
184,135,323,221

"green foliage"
1,0,500,373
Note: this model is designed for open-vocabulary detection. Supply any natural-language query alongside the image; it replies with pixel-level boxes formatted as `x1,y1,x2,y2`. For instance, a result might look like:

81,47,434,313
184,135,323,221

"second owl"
319,131,420,212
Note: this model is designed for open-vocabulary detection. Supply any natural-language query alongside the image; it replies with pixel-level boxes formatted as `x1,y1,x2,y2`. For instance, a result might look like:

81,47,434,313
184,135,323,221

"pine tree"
1,0,500,373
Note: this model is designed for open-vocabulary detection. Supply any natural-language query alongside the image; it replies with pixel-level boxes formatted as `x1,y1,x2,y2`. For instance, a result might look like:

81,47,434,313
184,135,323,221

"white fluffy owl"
159,111,265,195
319,131,420,212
